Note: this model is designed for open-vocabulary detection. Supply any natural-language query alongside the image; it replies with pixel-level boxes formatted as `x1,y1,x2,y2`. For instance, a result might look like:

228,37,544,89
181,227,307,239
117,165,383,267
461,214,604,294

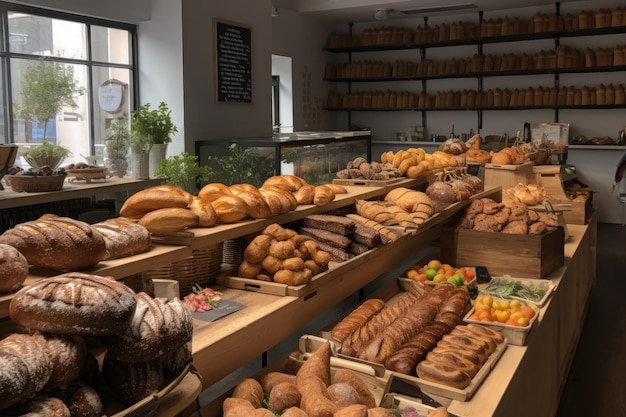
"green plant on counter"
104,113,130,177
155,152,213,194
207,143,275,187
26,140,71,159
131,101,178,145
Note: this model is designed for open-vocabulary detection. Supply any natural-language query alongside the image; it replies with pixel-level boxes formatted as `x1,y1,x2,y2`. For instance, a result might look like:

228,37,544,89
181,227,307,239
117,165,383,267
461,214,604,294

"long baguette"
330,299,385,343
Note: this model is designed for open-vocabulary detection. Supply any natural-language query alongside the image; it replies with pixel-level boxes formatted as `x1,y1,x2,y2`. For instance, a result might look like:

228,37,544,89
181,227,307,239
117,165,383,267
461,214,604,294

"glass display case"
195,131,371,186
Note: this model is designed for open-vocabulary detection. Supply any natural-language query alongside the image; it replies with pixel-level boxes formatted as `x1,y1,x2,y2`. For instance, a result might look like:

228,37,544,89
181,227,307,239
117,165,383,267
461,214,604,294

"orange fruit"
520,306,535,319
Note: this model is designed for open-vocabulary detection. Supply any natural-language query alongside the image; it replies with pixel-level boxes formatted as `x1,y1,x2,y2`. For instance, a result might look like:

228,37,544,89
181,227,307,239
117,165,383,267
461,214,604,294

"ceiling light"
374,9,390,20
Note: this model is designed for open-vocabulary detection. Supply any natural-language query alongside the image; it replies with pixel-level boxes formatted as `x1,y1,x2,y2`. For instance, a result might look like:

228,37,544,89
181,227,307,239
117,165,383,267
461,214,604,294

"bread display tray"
332,177,404,187
463,301,539,346
300,332,507,402
291,335,393,407
482,275,555,307
378,393,441,417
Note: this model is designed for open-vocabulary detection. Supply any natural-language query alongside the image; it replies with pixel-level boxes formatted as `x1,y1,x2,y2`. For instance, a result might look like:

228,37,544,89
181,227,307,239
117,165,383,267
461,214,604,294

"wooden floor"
556,222,626,417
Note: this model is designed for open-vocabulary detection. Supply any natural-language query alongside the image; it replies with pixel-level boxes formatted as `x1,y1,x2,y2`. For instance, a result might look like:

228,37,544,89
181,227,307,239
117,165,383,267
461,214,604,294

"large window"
0,2,137,166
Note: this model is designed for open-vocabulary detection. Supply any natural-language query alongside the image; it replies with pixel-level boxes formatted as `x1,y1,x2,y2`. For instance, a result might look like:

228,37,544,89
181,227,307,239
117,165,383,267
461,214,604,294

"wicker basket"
145,243,223,298
6,174,66,192
221,237,247,266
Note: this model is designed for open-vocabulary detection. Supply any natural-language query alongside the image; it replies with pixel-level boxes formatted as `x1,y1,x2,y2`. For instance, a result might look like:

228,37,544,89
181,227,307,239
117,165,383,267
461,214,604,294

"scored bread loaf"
34,332,87,389
0,216,107,271
0,243,28,294
105,292,193,362
10,272,137,336
119,185,194,219
0,333,52,410
102,354,165,406
92,217,152,260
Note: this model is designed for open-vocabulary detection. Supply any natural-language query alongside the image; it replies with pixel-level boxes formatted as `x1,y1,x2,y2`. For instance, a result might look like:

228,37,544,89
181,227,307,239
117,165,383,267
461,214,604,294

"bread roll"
10,272,137,336
232,378,264,409
3,396,70,417
0,216,107,271
189,196,218,227
105,292,193,362
34,332,87,389
211,194,248,223
333,368,377,409
327,382,363,408
223,397,257,417
260,372,296,395
313,184,336,206
0,243,28,294
139,207,199,234
198,182,233,201
0,333,52,409
324,183,348,194
268,381,301,413
92,217,152,260
490,151,513,165
334,404,367,417
119,185,194,219
49,382,103,417
292,184,316,205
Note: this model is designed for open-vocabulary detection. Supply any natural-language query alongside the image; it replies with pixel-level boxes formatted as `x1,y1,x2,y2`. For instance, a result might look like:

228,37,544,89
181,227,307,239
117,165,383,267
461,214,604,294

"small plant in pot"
154,152,212,194
104,113,130,177
25,140,71,169
131,102,178,177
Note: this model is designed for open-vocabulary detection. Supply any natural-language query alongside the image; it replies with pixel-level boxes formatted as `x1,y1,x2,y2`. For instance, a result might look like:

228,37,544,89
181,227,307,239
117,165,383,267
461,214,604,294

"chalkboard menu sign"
214,19,253,104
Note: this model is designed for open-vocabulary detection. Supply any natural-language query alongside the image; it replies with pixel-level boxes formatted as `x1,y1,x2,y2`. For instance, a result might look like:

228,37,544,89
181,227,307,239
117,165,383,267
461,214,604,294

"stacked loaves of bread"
1,272,193,414
237,223,332,285
502,183,548,206
380,148,458,179
333,281,474,375
458,197,559,234
335,156,403,181
425,170,484,212
299,214,398,262
119,178,347,235
0,214,153,272
330,281,505,390
354,188,435,228
223,340,450,417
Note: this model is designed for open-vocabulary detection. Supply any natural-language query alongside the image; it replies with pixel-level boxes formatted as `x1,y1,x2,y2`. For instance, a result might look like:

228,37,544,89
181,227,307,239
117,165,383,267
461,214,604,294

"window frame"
0,1,138,154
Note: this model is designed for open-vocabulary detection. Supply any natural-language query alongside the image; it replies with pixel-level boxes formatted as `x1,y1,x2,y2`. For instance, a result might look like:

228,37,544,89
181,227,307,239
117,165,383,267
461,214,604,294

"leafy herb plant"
207,143,275,187
155,152,212,193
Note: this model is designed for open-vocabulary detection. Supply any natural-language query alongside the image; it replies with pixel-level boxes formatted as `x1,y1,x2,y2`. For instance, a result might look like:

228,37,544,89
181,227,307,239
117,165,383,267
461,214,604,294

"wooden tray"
66,167,108,183
333,177,403,186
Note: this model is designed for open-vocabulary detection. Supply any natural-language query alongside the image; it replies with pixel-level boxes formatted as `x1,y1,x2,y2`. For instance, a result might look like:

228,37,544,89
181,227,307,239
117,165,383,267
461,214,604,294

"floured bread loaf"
0,333,52,409
10,272,137,336
34,332,87,389
2,396,70,417
0,216,106,271
102,354,165,406
105,292,193,362
92,217,152,259
0,243,28,294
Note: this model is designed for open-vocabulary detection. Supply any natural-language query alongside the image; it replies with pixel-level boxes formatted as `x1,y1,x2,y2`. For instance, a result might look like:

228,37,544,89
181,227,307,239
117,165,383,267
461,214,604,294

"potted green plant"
130,102,178,177
104,113,130,177
207,143,275,187
154,152,212,194
24,140,71,169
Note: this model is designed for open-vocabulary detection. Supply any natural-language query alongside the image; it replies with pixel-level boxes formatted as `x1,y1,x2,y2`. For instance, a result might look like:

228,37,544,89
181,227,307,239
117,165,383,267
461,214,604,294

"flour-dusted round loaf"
2,396,70,417
0,243,28,294
91,217,152,260
49,381,104,417
0,333,52,410
34,332,87,389
9,272,137,336
0,216,107,271
105,292,193,362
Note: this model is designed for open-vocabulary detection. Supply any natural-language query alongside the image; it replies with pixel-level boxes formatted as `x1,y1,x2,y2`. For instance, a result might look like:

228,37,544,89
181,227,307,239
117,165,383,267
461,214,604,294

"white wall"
136,0,185,157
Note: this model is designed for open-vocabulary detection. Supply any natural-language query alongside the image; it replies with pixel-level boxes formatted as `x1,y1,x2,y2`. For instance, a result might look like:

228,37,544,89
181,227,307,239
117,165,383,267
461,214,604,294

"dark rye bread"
302,214,356,235
300,227,351,249
316,241,352,262
351,222,382,248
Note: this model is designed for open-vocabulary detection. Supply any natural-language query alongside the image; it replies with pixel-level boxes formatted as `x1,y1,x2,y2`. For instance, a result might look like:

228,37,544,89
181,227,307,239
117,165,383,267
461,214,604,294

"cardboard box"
438,227,565,278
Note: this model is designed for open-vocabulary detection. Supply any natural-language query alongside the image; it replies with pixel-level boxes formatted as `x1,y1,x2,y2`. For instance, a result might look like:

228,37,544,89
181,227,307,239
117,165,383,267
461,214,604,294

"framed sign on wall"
213,18,253,104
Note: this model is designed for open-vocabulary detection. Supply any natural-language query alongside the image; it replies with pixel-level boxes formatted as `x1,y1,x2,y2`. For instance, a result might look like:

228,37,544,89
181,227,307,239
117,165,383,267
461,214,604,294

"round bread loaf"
119,185,194,219
0,333,52,409
3,396,70,417
92,217,152,260
105,292,193,362
9,272,137,336
102,354,165,406
34,332,87,389
0,216,107,271
0,243,28,294
49,381,103,417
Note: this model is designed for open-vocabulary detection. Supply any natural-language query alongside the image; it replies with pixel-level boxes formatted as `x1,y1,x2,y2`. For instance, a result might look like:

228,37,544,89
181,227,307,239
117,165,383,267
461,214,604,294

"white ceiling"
271,0,590,23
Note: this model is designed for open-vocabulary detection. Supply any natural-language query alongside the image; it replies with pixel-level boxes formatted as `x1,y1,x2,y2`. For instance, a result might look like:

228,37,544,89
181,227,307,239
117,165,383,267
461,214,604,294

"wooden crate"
438,226,565,278
484,161,534,189
533,165,590,225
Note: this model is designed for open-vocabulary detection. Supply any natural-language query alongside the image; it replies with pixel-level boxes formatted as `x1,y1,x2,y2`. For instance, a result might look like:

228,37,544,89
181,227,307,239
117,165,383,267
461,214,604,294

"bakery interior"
0,0,625,416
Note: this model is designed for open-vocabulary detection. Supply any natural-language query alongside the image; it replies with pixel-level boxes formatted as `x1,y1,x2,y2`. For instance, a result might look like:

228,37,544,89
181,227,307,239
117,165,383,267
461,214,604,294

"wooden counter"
0,176,164,209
